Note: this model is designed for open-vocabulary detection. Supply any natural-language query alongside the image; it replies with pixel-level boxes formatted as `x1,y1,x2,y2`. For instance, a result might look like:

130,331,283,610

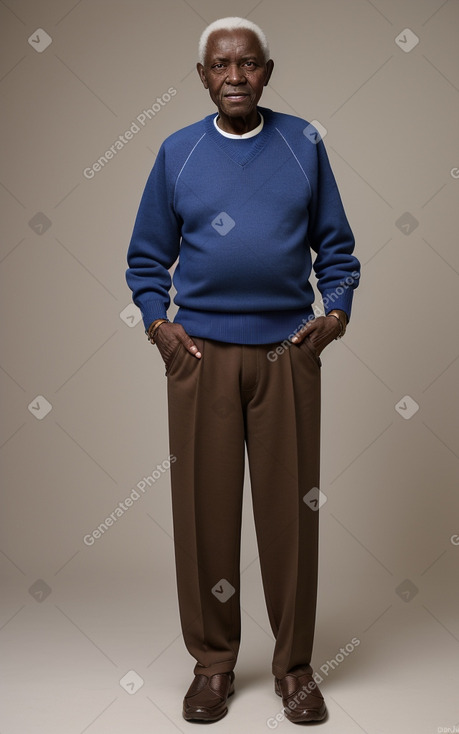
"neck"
216,110,260,135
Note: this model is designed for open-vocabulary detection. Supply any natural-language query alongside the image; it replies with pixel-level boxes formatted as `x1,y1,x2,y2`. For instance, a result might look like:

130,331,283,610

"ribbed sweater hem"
174,307,315,345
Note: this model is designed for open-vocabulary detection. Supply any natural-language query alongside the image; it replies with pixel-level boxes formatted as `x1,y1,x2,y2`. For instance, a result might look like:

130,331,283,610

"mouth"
224,93,249,101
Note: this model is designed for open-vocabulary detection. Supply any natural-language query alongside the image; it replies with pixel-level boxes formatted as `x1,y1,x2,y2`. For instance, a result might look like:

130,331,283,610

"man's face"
197,28,274,126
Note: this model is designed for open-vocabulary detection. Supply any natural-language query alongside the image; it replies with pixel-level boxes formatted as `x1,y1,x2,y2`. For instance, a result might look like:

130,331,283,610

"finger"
182,335,202,359
188,343,202,359
291,321,315,343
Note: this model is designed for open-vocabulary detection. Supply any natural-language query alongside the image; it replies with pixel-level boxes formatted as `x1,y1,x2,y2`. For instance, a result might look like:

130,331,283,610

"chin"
222,103,254,116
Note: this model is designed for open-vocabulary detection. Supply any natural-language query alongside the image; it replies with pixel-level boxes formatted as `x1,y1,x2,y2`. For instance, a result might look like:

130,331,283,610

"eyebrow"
210,55,260,62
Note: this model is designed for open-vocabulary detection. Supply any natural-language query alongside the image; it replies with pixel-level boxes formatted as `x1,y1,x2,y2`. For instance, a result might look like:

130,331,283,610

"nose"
226,63,245,85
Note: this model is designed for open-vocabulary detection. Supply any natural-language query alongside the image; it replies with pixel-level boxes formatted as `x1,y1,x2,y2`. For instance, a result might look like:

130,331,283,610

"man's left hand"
291,314,343,356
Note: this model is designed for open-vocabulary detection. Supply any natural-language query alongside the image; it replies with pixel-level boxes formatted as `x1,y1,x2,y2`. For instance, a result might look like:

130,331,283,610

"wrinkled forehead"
205,29,264,62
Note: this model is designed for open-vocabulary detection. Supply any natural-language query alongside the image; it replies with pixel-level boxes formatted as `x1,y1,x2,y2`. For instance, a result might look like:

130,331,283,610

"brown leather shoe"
183,671,235,722
275,664,327,723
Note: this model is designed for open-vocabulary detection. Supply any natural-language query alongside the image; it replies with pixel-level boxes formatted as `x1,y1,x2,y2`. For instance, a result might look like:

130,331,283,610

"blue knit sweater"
126,106,360,344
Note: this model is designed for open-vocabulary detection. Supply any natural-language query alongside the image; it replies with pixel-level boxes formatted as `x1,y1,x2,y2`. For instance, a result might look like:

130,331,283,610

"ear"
264,59,274,87
196,62,209,89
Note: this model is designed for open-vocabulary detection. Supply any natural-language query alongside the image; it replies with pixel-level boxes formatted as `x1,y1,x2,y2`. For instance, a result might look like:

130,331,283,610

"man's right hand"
152,322,202,369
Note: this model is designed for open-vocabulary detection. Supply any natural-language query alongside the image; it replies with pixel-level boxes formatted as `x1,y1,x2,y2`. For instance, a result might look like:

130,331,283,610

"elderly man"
126,16,360,724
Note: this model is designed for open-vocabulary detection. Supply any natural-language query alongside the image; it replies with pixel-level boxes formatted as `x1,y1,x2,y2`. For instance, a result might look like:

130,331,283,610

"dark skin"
153,28,346,367
196,28,274,135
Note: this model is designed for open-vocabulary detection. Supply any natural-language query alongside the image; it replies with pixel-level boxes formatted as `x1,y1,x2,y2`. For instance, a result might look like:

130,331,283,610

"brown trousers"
166,335,321,679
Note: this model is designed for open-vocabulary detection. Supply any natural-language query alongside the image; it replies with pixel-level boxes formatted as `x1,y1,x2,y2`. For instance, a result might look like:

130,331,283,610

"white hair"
198,17,270,65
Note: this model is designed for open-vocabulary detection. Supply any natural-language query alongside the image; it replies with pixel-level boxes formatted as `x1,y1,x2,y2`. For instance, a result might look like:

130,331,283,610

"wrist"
327,311,346,338
146,318,169,344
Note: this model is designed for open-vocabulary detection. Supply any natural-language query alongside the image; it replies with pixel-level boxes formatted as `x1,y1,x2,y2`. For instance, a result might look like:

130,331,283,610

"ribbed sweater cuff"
139,299,168,330
322,286,354,322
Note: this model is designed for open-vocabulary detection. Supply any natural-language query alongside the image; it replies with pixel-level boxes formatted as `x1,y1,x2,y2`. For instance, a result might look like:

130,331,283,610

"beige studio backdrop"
1,1,458,733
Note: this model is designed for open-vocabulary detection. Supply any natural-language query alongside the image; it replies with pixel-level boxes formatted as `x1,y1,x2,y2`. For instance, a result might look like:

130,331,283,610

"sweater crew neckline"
205,107,275,166
213,112,264,138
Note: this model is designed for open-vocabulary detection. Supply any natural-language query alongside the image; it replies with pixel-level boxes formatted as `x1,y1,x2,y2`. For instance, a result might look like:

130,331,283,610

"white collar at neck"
213,112,264,139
